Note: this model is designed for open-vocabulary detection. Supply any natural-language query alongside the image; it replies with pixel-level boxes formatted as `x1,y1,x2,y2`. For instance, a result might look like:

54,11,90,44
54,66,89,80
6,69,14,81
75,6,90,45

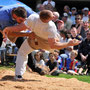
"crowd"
0,0,90,80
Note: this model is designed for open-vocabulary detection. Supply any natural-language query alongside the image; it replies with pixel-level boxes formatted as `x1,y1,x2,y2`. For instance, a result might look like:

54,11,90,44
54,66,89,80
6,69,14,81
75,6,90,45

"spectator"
62,13,72,32
53,50,63,70
57,20,64,31
63,5,71,17
27,51,48,75
66,50,78,75
70,7,77,24
36,3,45,13
74,14,83,34
59,29,73,69
70,25,83,50
53,11,60,21
78,30,90,75
52,11,60,26
80,21,89,39
43,0,55,11
31,49,50,63
82,7,89,22
46,52,60,76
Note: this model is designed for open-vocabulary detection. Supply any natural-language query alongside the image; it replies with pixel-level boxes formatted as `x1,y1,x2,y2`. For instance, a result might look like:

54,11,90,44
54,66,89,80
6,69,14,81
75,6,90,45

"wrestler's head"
39,10,55,23
12,7,27,24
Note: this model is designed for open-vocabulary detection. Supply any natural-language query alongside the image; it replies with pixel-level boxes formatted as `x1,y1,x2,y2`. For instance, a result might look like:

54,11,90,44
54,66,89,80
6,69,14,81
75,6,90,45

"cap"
83,7,89,11
63,13,68,17
71,7,76,10
57,20,64,23
88,11,90,15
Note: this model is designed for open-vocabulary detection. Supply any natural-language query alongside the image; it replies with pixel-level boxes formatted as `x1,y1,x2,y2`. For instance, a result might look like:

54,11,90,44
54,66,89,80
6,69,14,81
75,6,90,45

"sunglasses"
75,18,81,20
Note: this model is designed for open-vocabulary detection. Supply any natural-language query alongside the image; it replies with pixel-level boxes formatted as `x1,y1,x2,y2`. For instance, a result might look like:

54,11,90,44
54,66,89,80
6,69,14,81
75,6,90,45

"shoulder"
48,21,57,30
28,14,39,20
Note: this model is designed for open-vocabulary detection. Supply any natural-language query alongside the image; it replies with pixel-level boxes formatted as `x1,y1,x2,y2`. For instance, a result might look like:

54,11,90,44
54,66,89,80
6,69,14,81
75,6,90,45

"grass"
0,63,15,71
46,73,90,83
0,65,90,83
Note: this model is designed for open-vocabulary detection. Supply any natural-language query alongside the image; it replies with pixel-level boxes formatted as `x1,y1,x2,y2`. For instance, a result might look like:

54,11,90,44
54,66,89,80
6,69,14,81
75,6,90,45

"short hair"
40,10,53,20
71,50,78,57
12,7,27,18
71,24,76,29
60,29,68,38
53,11,60,18
34,51,44,60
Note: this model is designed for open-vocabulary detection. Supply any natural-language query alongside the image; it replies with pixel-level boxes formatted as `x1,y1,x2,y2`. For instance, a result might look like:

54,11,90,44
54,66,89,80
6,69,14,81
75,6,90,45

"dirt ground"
0,69,90,90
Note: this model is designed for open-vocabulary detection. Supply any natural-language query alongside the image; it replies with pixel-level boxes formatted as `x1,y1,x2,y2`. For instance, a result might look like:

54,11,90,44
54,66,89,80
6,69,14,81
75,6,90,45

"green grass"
46,74,90,83
0,64,15,71
0,65,90,83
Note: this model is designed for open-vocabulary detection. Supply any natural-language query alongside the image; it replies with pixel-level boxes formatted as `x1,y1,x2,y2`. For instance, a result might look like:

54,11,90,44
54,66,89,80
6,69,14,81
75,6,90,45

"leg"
0,32,3,47
15,39,34,76
15,37,26,48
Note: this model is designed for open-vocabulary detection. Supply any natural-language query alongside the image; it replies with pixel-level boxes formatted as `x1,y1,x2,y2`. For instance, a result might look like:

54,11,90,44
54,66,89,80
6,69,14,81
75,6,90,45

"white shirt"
24,14,60,51
43,0,55,7
24,14,59,40
35,59,45,66
82,15,89,22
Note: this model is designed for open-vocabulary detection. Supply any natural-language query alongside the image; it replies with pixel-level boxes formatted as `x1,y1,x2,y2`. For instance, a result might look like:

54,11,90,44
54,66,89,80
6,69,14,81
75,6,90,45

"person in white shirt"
3,10,80,80
43,0,55,8
82,7,89,22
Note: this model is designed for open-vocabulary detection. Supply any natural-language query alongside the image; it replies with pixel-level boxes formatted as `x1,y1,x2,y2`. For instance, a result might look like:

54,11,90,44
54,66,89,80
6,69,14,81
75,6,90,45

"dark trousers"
0,32,3,47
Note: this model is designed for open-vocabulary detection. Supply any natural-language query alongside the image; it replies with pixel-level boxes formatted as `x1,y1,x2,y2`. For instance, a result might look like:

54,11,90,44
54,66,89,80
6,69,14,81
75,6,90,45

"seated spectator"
74,15,83,34
70,7,77,24
80,21,89,39
31,49,50,63
63,5,71,17
57,20,64,31
66,50,78,75
53,50,63,70
52,11,60,27
62,13,72,32
82,7,89,22
78,30,90,75
58,29,73,69
36,3,45,13
46,52,60,76
59,29,73,55
43,0,55,11
30,51,47,75
70,25,83,50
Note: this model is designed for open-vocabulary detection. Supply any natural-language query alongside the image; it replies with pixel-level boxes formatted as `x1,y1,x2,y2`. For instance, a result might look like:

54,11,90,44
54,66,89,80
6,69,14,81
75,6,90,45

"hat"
71,7,76,10
88,11,90,15
83,7,89,11
57,20,64,23
63,13,68,17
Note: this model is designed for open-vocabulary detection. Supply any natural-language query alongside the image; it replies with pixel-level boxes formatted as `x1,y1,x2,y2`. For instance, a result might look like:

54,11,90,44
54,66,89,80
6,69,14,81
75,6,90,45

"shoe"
14,75,22,80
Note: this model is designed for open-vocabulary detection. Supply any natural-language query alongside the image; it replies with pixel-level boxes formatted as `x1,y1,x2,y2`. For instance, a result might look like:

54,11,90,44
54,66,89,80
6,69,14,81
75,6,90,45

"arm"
8,32,35,39
3,22,28,38
0,30,3,34
48,38,81,50
49,67,57,75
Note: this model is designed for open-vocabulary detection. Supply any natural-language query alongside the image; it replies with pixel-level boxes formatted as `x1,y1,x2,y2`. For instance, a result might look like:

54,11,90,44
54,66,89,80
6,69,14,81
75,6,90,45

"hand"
68,39,81,46
3,27,10,38
81,55,87,62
